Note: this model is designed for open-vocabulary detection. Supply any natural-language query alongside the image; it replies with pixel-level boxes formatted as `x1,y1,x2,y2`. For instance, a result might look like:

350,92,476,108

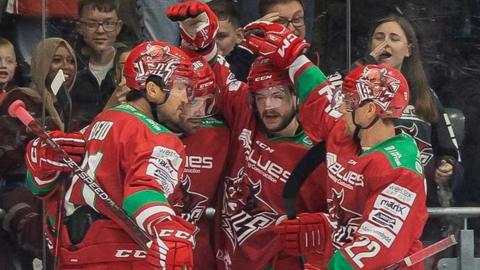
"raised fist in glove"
146,216,197,270
274,212,332,256
166,1,218,52
244,21,309,69
25,130,85,179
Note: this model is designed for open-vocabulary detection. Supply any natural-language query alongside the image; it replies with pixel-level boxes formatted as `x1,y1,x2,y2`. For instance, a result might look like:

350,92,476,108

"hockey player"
166,2,328,269
169,55,230,270
243,21,428,269
24,41,196,269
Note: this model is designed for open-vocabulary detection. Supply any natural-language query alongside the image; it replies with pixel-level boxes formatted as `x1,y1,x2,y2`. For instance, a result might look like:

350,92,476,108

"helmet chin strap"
145,90,170,124
351,109,379,143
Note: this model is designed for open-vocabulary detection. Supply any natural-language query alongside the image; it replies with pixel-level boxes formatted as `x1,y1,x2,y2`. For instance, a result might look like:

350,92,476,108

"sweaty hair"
370,15,438,123
208,0,240,28
79,0,119,16
258,0,304,17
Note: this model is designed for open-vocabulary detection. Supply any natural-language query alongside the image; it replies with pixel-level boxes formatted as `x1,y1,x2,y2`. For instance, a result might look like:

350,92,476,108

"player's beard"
259,107,296,134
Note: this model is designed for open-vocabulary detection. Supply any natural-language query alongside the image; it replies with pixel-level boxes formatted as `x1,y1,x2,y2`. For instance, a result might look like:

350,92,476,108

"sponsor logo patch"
147,146,182,196
374,195,410,220
381,183,416,206
358,221,396,248
369,209,403,234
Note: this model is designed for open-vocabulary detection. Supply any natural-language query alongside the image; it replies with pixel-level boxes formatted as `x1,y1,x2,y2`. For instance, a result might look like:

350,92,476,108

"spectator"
208,0,255,82
0,37,18,105
0,37,77,270
362,15,462,206
71,0,124,126
258,0,320,66
0,37,77,177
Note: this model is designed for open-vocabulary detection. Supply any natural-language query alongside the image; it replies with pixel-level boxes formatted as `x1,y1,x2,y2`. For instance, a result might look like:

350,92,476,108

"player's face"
46,45,76,89
371,21,410,70
340,101,370,137
180,94,215,134
0,44,16,87
267,1,306,39
254,86,296,132
77,6,122,53
156,78,191,132
216,19,242,57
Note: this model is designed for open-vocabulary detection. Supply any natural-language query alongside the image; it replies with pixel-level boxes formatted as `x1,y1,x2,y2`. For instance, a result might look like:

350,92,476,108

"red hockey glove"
146,216,196,270
25,131,85,179
166,1,219,54
274,213,331,256
244,21,309,69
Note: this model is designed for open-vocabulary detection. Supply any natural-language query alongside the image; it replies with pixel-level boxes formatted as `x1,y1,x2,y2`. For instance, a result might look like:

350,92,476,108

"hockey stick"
51,69,72,269
282,142,327,269
8,100,151,250
383,234,458,270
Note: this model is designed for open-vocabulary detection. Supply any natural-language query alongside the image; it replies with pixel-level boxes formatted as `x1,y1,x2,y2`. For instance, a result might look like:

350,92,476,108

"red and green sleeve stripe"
123,189,175,235
288,55,329,103
26,171,60,196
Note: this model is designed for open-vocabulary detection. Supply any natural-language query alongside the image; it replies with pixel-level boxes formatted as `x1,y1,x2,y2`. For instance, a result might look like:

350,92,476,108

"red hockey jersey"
27,104,185,267
212,56,328,270
169,116,230,270
291,56,428,269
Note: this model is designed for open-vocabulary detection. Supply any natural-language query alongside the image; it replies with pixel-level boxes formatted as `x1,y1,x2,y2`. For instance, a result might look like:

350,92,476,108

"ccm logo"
114,249,147,258
158,229,194,243
277,34,297,57
254,75,272,81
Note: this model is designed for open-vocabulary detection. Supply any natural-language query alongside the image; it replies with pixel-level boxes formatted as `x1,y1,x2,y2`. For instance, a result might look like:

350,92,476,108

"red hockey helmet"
124,41,194,94
247,57,293,109
247,56,291,92
342,64,409,119
182,56,218,118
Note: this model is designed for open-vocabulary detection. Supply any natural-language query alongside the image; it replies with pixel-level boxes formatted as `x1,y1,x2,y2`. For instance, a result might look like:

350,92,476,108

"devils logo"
328,188,362,248
221,168,278,250
171,175,208,224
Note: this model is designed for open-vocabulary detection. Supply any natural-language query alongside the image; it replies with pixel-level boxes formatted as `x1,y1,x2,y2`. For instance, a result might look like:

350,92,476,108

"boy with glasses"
71,0,124,127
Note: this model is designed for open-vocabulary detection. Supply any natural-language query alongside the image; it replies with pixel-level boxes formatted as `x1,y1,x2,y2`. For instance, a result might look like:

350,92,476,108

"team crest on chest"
328,188,363,248
221,168,278,250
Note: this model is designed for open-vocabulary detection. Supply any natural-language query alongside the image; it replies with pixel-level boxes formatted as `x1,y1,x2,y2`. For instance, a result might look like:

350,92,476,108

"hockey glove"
166,1,219,61
274,212,332,256
146,215,196,270
243,21,309,69
25,131,85,179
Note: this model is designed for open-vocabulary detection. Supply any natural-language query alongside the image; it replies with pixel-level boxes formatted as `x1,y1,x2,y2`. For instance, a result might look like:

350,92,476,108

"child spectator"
0,38,18,106
71,0,124,125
